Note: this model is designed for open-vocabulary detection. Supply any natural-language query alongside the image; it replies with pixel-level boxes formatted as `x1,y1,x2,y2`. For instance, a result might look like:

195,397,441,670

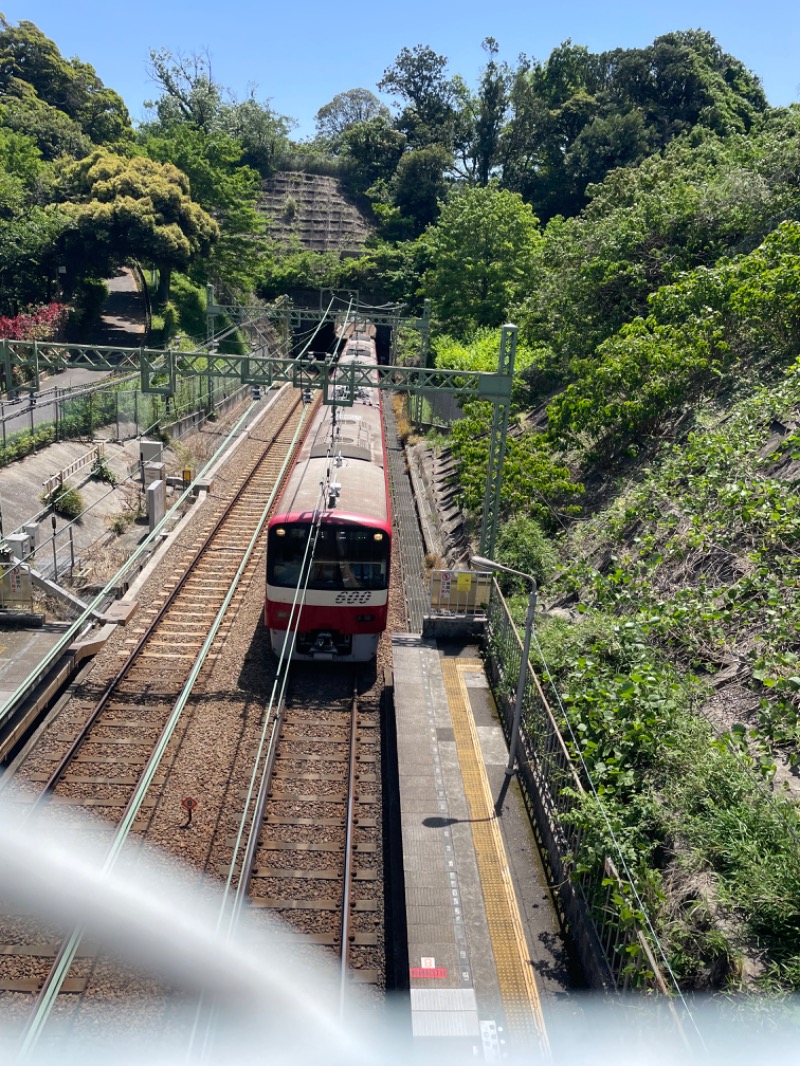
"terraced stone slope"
259,172,373,254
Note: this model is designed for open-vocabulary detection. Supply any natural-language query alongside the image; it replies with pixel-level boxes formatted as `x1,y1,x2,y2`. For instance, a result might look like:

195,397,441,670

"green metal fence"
0,373,246,466
483,580,669,994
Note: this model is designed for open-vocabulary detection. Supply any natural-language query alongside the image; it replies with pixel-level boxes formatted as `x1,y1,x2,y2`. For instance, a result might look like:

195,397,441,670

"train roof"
275,455,388,525
274,377,389,525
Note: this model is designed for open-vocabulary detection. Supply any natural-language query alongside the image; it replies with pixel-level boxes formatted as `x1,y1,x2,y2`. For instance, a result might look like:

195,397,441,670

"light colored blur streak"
0,796,371,1065
1,796,799,1065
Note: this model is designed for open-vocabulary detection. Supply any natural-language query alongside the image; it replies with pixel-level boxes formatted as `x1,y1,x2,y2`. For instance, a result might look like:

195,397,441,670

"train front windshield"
268,523,389,591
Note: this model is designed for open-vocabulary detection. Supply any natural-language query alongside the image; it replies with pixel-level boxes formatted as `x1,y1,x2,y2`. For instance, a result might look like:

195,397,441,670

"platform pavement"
0,624,74,711
393,633,571,1061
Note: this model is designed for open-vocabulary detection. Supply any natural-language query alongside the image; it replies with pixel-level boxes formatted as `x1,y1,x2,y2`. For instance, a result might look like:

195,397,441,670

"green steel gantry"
0,305,515,557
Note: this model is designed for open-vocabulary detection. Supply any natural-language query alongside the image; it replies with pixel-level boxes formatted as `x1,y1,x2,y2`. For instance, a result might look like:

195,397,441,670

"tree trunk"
156,265,172,305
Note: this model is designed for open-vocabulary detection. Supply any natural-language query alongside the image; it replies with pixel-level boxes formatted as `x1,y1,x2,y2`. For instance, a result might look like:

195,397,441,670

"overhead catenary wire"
190,437,335,1060
18,398,312,1058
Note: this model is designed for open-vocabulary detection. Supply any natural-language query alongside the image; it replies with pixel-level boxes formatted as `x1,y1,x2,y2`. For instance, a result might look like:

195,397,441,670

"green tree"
145,48,293,176
0,17,133,152
315,89,390,143
0,124,42,187
0,205,66,312
57,151,218,302
501,32,767,220
517,112,800,388
390,145,450,236
339,116,406,196
0,86,92,161
423,186,541,333
146,48,221,131
143,123,264,295
460,38,512,185
216,94,293,176
0,123,66,311
379,44,459,149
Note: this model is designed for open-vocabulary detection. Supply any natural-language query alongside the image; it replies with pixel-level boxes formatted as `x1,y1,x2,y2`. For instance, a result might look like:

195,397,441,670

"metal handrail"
483,578,668,993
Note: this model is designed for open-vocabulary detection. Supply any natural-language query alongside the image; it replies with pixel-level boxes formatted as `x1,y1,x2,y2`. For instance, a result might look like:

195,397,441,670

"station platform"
392,633,569,1061
0,623,73,711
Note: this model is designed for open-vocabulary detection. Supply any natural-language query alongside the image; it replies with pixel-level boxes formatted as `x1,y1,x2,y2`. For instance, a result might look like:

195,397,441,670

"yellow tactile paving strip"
442,658,550,1056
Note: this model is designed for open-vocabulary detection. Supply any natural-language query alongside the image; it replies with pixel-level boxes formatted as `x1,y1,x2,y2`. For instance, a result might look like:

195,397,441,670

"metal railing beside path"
477,577,669,993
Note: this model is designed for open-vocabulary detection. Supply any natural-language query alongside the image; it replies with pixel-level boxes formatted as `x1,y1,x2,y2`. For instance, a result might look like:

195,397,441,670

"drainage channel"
383,404,428,633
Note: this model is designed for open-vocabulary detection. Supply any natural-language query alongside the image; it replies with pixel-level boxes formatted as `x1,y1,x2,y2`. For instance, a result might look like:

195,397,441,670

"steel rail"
17,400,312,1059
339,678,360,1016
22,395,303,811
0,396,270,734
190,363,376,1054
187,428,330,1062
223,447,330,931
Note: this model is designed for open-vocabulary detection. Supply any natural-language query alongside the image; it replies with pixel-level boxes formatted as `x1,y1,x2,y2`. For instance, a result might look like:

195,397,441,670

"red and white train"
265,330,392,661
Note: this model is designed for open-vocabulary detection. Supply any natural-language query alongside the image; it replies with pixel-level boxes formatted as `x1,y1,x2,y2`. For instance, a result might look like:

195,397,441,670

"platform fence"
482,579,670,996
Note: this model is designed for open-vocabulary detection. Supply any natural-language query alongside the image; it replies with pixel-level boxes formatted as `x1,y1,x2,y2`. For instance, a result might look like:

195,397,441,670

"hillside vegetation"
2,16,800,990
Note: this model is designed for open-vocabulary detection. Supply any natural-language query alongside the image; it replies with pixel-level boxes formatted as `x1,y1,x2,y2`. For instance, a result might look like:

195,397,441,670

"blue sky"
4,1,799,137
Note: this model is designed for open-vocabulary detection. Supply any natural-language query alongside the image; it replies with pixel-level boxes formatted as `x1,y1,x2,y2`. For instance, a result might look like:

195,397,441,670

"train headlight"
373,532,384,541
275,528,286,536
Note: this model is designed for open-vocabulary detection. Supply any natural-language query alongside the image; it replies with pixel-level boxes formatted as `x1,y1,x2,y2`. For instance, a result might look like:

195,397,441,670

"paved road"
85,266,148,348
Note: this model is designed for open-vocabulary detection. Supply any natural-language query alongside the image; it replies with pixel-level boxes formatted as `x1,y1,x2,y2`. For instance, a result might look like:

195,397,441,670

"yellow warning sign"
430,570,491,614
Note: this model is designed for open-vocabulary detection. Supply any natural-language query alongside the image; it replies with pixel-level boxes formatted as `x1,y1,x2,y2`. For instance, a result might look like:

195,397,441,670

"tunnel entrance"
291,318,336,359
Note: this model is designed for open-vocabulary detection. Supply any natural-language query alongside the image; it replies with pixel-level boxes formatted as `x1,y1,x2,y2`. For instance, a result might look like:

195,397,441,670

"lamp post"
471,555,537,816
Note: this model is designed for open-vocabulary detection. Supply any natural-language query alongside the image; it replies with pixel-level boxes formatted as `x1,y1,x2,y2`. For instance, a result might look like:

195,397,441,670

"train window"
268,523,389,590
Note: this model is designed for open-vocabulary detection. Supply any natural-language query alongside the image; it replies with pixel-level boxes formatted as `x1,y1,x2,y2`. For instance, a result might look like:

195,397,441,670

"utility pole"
478,325,517,559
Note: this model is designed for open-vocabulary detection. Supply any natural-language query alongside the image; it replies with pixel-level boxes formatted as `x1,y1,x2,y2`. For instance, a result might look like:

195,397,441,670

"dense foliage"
5,16,800,992
0,18,777,324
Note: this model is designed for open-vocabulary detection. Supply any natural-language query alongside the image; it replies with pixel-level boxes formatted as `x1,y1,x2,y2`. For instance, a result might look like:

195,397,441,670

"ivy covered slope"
438,109,800,991
540,360,800,991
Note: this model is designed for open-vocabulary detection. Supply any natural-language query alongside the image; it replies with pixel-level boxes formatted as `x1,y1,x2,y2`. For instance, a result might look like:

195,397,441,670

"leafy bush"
41,485,84,520
107,511,133,534
0,424,55,467
0,302,67,339
257,248,347,300
546,221,800,455
92,455,117,485
433,328,540,381
495,514,559,589
450,400,583,529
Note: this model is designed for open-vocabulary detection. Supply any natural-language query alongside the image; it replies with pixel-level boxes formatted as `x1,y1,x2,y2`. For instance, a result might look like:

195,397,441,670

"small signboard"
1,564,32,607
429,570,492,615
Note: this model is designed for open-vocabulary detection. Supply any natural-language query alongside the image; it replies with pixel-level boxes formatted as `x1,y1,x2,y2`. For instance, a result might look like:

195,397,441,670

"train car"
265,332,391,661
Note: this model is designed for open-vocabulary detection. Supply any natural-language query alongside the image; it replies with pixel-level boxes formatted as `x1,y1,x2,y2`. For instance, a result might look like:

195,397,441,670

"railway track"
0,382,395,1053
243,664,385,994
0,389,308,1029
